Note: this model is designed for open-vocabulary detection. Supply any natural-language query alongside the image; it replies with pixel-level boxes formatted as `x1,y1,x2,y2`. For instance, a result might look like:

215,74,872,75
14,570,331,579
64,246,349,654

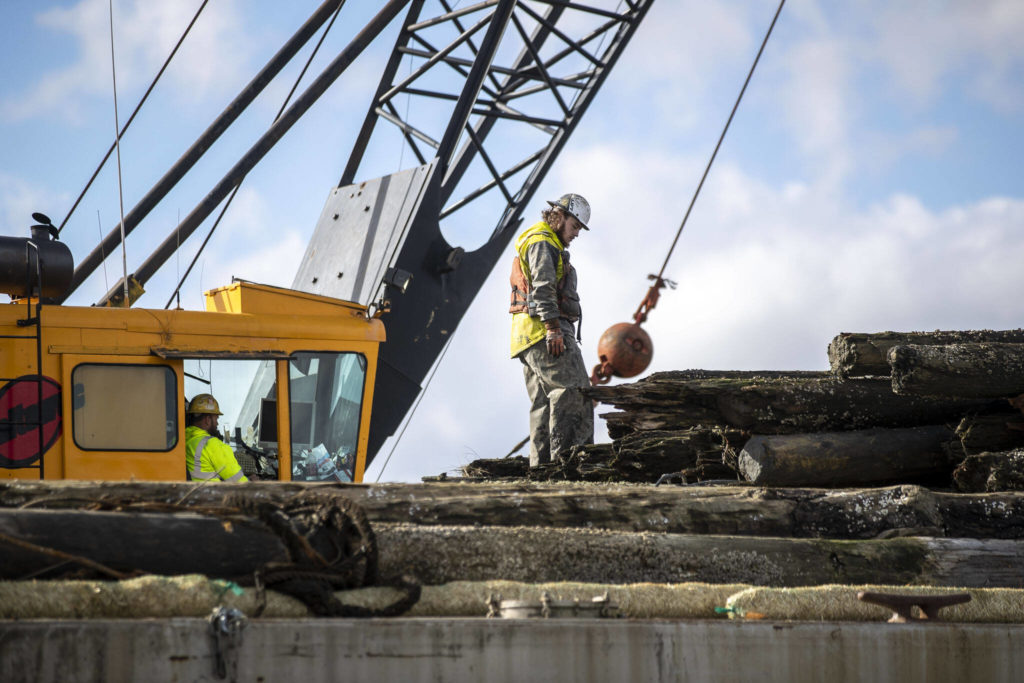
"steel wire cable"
164,1,347,309
59,0,210,235
654,0,785,282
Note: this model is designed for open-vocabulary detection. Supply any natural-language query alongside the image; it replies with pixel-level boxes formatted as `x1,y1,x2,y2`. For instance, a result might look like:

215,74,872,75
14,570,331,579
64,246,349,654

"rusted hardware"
857,591,971,623
209,606,247,680
632,274,675,325
590,322,654,385
590,275,674,385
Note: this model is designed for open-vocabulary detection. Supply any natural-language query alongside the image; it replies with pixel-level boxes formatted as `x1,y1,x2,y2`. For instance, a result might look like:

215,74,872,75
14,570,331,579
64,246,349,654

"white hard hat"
546,193,590,230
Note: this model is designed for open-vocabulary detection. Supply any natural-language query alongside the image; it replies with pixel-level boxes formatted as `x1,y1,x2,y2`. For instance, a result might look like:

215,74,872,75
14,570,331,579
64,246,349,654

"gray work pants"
518,335,594,467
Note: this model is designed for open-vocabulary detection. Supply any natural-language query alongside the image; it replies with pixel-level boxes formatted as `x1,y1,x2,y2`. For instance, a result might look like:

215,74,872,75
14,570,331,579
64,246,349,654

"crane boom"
64,0,654,467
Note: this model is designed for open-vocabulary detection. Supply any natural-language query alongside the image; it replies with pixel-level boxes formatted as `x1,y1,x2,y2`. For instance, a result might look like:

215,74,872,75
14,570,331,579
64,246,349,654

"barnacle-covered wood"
585,371,991,439
953,449,1024,493
611,427,745,482
828,330,1024,378
374,524,1024,587
7,502,1023,587
0,508,288,580
941,412,1024,461
462,427,743,483
889,343,1024,398
8,480,1024,540
737,425,954,487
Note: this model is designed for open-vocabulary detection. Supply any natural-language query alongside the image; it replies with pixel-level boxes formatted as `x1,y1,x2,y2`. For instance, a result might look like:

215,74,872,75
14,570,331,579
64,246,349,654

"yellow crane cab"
0,280,385,483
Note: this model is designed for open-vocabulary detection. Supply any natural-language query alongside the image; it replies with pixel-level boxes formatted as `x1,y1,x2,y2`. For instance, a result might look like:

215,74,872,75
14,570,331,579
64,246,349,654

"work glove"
545,326,564,357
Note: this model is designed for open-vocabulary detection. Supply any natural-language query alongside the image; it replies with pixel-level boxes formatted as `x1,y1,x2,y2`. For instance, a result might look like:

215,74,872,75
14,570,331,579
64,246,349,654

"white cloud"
0,173,65,234
865,0,1024,111
206,187,305,287
776,37,854,186
1,0,250,123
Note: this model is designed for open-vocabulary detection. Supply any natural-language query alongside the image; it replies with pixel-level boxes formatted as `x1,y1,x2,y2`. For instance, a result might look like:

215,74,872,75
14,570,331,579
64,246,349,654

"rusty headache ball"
595,322,653,379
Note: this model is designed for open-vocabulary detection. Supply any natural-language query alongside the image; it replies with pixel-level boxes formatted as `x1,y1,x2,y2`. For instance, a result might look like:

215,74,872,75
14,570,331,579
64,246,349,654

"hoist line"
108,0,130,306
164,1,347,310
654,0,785,282
59,0,210,236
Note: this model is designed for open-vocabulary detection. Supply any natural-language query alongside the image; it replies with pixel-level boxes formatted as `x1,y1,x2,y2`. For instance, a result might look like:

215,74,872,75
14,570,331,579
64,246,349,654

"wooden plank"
953,449,1024,493
737,425,954,487
0,508,287,580
374,524,1024,588
828,330,1024,378
890,343,1024,398
586,371,991,439
462,428,745,484
4,501,1024,587
942,412,1024,460
7,480,1024,540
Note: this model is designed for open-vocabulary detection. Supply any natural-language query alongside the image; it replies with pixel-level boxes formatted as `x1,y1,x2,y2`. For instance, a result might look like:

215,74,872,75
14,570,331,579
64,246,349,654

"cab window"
289,352,366,482
184,358,279,480
72,364,177,450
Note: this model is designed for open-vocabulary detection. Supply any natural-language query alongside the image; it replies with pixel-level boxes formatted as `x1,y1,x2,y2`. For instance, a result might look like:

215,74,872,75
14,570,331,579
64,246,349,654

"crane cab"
0,281,385,483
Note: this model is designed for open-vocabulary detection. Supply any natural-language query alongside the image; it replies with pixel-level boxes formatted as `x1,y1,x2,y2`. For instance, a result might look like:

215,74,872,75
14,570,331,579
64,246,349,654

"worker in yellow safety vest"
509,193,594,467
185,393,248,482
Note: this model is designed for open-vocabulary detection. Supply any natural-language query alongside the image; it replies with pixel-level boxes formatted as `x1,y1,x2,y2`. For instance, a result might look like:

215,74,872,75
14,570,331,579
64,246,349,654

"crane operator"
509,193,595,468
185,393,248,482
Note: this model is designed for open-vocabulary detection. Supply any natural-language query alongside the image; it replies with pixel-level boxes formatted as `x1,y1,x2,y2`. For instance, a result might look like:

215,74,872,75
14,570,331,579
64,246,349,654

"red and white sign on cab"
0,376,61,469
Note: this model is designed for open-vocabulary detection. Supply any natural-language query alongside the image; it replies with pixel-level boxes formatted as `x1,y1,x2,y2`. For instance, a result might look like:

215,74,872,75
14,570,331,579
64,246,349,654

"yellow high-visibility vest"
509,221,566,357
185,425,247,482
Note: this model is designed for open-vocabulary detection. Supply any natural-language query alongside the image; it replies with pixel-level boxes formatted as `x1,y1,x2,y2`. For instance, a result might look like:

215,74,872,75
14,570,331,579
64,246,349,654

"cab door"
61,354,182,481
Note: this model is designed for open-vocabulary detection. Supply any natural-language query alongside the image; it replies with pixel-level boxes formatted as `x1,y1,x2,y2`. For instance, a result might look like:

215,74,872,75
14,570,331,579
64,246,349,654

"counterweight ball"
595,322,653,378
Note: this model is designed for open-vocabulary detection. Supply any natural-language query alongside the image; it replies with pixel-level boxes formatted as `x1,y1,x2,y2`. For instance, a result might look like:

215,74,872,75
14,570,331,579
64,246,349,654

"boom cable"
164,1,347,309
59,0,210,235
108,0,130,305
654,0,785,282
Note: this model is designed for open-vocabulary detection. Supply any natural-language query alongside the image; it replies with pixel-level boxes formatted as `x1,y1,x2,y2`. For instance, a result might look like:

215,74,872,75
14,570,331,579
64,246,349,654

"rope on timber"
0,530,133,580
226,491,420,617
4,490,421,617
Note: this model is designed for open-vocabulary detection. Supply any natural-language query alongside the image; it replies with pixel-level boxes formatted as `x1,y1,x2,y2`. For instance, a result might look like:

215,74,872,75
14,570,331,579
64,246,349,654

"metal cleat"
857,591,971,623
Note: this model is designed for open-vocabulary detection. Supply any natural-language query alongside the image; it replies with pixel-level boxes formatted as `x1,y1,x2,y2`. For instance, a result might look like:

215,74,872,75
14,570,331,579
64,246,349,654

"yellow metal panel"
48,345,152,356
205,281,370,317
353,347,378,484
276,360,291,482
60,354,184,482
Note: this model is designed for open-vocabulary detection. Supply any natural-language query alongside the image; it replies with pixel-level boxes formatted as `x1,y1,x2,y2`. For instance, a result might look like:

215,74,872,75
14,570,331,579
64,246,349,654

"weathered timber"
375,524,1024,587
8,480,1024,540
941,412,1024,461
612,427,746,481
461,456,529,479
890,343,1024,398
25,502,1022,587
828,330,1024,378
464,428,745,483
585,371,993,439
738,425,954,487
0,508,287,579
954,449,1024,493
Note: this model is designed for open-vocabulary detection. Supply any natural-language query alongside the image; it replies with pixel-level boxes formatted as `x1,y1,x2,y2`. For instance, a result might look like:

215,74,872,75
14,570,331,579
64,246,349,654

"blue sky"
2,0,1023,482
